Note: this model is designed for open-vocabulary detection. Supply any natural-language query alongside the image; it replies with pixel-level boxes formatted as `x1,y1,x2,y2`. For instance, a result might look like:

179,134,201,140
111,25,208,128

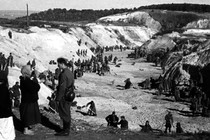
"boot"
54,121,70,136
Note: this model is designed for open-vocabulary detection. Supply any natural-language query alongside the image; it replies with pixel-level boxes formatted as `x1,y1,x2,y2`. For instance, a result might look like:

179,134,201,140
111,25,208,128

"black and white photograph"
0,0,210,139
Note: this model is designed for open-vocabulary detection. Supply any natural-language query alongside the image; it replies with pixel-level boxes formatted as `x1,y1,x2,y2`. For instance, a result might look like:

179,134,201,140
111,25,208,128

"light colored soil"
15,50,210,140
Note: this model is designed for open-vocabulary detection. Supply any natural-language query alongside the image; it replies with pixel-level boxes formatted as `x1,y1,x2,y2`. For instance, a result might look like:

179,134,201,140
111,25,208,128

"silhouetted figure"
105,111,119,127
7,53,13,67
164,112,173,133
117,116,128,130
12,82,21,107
8,30,12,39
140,121,153,133
31,59,36,69
124,78,132,89
27,61,31,66
176,122,183,134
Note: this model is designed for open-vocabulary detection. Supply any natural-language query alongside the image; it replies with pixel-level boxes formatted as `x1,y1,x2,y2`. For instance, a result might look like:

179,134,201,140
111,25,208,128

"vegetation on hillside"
1,3,209,32
147,10,200,32
140,3,210,13
17,3,210,23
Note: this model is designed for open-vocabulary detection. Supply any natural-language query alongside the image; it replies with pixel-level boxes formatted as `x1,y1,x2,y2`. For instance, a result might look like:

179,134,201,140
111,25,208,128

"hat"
21,65,32,77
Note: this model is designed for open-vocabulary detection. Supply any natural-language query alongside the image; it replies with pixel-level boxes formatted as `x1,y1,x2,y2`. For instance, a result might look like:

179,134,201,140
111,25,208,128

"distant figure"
77,39,82,46
8,30,12,39
27,61,31,66
164,112,173,133
31,59,36,69
111,80,115,86
131,62,135,65
140,121,153,133
124,78,132,89
105,111,119,127
117,116,128,130
174,86,181,101
12,82,21,107
113,57,118,64
176,122,183,134
7,53,13,67
191,96,198,116
86,101,97,116
144,78,151,89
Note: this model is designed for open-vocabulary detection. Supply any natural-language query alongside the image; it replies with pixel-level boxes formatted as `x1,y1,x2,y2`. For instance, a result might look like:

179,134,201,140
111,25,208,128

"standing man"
164,111,173,133
105,111,119,128
7,53,13,67
8,30,12,39
117,116,128,130
55,57,74,136
31,59,36,69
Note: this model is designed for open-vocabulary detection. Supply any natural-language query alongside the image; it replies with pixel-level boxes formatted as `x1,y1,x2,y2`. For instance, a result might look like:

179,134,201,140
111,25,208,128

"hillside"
15,3,210,22
2,6,210,140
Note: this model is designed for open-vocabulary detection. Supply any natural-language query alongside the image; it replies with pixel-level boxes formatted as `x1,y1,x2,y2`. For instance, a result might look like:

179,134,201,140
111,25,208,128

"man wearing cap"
55,57,74,136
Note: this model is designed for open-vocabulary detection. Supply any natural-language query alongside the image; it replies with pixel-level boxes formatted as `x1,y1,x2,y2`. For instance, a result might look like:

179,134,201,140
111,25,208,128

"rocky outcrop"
185,19,210,29
98,11,162,32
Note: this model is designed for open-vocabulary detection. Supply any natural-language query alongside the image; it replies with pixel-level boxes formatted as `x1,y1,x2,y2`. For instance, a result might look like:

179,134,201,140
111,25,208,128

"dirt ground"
14,50,210,140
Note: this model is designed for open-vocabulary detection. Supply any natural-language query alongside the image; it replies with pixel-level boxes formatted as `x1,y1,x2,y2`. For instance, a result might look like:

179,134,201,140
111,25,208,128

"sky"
0,0,210,11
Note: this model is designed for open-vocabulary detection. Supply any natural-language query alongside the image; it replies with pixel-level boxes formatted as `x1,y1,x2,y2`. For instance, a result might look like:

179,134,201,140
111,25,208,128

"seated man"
117,116,128,130
105,111,119,127
140,121,153,133
124,78,132,89
86,101,97,116
176,122,184,134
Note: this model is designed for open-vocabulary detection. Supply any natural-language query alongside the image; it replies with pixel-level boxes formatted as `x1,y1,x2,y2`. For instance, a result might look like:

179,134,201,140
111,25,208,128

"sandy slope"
71,50,210,133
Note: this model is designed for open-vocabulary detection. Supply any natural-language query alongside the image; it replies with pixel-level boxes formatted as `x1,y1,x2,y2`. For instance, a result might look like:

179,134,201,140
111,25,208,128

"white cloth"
0,117,15,140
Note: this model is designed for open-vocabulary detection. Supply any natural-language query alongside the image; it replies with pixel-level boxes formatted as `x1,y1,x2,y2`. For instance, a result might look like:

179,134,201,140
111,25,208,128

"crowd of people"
1,43,206,140
90,45,128,54
0,52,14,68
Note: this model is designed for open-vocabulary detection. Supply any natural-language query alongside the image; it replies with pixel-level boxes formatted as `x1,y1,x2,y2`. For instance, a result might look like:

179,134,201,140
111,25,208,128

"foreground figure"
0,64,15,140
19,65,41,135
55,57,74,136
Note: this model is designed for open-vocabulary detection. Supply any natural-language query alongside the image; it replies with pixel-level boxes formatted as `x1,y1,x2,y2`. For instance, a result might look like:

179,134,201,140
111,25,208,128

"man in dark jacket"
118,116,128,130
7,53,13,67
55,57,74,136
164,111,173,133
124,78,132,89
105,111,119,127
12,82,21,107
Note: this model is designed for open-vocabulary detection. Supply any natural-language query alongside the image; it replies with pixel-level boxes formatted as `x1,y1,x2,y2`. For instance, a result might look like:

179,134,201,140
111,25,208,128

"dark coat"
125,81,132,89
141,124,153,132
105,114,119,127
0,82,12,118
20,76,40,103
56,68,74,101
118,119,128,130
